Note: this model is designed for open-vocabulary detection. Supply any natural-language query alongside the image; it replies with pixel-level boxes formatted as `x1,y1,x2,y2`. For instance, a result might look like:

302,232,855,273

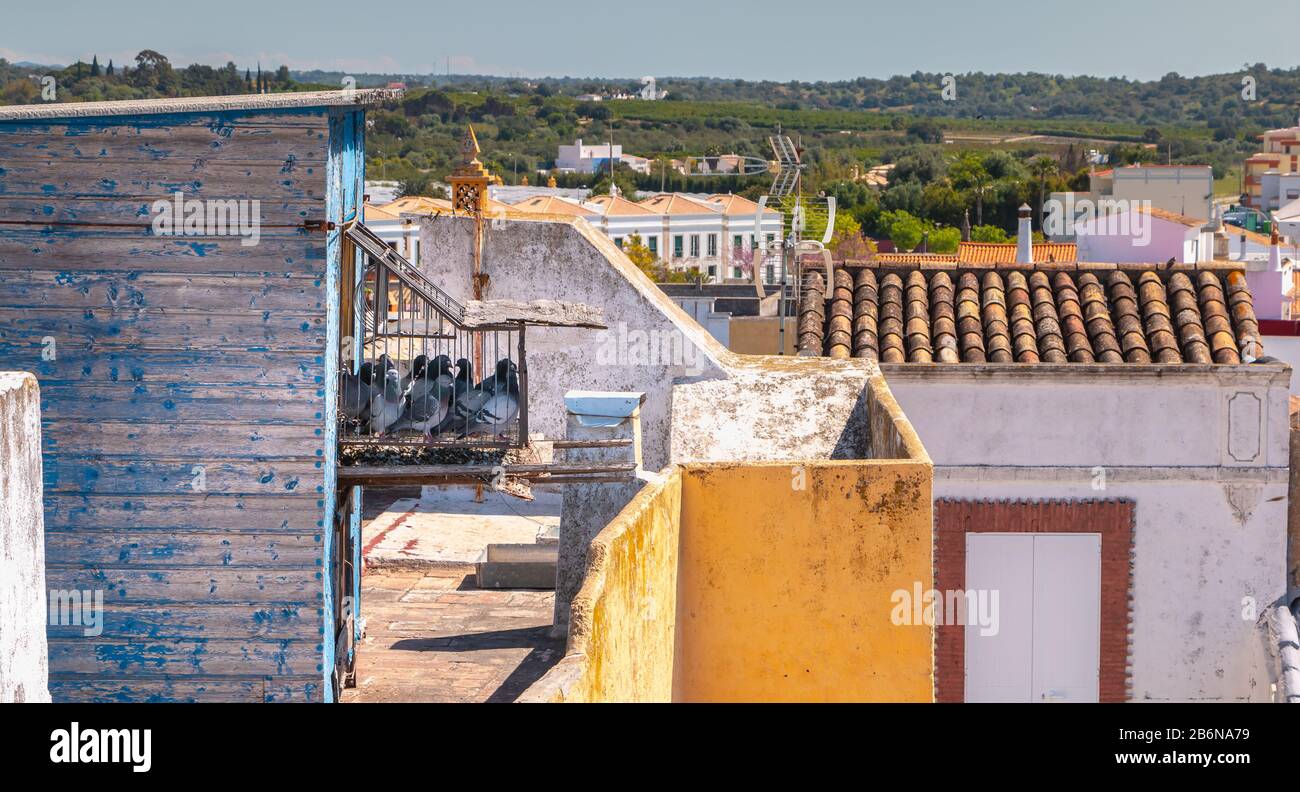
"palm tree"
950,154,991,226
1029,155,1060,231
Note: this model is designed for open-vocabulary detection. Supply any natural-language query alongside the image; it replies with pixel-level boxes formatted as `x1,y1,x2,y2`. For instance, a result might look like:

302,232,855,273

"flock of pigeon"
340,353,521,440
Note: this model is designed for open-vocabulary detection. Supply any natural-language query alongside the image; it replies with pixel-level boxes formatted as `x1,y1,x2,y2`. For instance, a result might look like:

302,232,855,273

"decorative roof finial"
460,125,482,167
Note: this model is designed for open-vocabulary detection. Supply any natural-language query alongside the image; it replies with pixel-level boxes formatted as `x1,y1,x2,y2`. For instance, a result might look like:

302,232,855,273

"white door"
964,534,1035,703
965,533,1101,703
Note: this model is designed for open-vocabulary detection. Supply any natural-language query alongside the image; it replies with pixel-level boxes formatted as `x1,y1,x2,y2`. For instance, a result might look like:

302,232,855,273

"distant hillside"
3,49,1292,248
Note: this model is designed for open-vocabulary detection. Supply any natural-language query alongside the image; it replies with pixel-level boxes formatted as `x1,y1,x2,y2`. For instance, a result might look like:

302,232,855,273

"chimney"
961,209,971,242
1016,204,1033,264
1270,226,1283,271
1209,205,1229,259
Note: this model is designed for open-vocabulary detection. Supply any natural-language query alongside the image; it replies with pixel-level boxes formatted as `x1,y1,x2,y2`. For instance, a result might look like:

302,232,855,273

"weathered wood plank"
0,195,322,227
0,112,330,134
0,307,325,351
46,531,322,568
0,125,329,162
49,675,324,703
46,603,319,640
45,494,325,531
43,422,325,459
43,457,325,495
48,639,322,676
0,158,324,199
0,232,326,275
6,348,323,386
0,270,324,311
38,382,325,423
45,567,322,604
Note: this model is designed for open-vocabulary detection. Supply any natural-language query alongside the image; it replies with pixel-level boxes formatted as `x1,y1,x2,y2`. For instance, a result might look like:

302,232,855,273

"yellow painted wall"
521,459,935,703
673,462,934,702
518,470,682,702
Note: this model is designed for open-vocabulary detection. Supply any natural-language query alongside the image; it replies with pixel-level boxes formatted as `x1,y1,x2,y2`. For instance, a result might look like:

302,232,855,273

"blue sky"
4,0,1295,81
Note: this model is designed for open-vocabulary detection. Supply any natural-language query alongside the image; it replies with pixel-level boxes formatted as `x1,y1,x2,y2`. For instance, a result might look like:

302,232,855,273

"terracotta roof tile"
956,241,1078,265
876,252,959,264
1028,271,1068,363
797,263,1262,365
878,273,906,363
955,272,986,362
1107,271,1151,363
929,271,959,363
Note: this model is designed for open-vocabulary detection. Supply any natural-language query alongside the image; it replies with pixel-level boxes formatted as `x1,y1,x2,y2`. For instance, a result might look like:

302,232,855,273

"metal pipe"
1277,599,1300,703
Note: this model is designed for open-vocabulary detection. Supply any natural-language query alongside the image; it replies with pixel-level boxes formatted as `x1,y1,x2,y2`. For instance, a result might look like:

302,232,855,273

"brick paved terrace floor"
340,569,564,703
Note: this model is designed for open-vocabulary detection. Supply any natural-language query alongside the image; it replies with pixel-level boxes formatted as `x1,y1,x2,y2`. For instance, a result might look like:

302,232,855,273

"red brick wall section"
934,499,1135,703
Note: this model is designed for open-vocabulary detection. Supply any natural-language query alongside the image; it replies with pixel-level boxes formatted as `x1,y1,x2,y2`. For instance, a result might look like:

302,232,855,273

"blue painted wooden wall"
0,104,363,702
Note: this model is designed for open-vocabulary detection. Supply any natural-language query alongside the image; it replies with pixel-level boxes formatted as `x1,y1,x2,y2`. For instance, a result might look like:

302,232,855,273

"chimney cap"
1018,203,1032,216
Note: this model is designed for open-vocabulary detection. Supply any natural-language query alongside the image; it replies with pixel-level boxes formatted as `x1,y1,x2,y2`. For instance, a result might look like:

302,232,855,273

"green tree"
949,153,991,225
622,233,658,279
1028,155,1059,229
970,224,1010,243
881,210,924,252
827,214,874,259
928,226,961,254
906,118,944,144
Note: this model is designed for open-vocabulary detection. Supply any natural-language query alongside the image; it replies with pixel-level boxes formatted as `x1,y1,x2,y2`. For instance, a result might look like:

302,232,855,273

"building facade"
1245,115,1300,212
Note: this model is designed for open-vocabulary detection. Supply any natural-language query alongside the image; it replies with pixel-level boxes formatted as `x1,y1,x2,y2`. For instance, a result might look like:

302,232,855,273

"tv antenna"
754,130,836,355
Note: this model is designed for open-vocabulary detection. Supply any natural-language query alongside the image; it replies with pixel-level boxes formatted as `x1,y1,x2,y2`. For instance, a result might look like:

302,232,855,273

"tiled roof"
588,194,659,216
364,202,402,221
956,241,1077,264
1139,206,1206,229
875,253,958,264
797,263,1261,364
638,193,720,215
380,196,455,214
512,195,593,217
706,193,780,216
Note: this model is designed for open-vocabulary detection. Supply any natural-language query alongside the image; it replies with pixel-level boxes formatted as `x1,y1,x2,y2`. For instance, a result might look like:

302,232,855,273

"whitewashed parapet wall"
417,214,728,471
0,372,49,702
883,363,1292,702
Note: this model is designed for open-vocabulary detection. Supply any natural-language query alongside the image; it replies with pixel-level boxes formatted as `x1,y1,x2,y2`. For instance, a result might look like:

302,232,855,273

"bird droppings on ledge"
340,444,510,467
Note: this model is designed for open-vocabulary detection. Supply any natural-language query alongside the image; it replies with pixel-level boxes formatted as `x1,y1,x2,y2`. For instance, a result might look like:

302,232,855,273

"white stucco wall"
1261,335,1300,395
418,214,731,471
883,363,1291,702
415,214,907,468
0,372,49,702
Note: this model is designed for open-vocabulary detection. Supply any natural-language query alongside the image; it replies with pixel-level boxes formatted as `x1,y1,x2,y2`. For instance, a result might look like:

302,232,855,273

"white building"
366,190,787,286
1050,165,1216,241
1276,196,1300,242
555,138,651,175
512,192,786,285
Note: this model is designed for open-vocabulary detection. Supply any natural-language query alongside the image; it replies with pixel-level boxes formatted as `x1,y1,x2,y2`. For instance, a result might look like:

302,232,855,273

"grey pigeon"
393,356,453,436
367,368,404,436
437,358,475,436
340,368,374,425
459,359,520,438
403,354,429,391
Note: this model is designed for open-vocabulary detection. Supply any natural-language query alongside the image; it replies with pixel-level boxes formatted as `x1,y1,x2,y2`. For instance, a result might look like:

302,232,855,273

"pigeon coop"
337,222,529,451
0,91,400,702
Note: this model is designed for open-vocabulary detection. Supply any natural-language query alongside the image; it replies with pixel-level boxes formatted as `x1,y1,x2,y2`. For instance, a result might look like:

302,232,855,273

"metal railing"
339,224,528,450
